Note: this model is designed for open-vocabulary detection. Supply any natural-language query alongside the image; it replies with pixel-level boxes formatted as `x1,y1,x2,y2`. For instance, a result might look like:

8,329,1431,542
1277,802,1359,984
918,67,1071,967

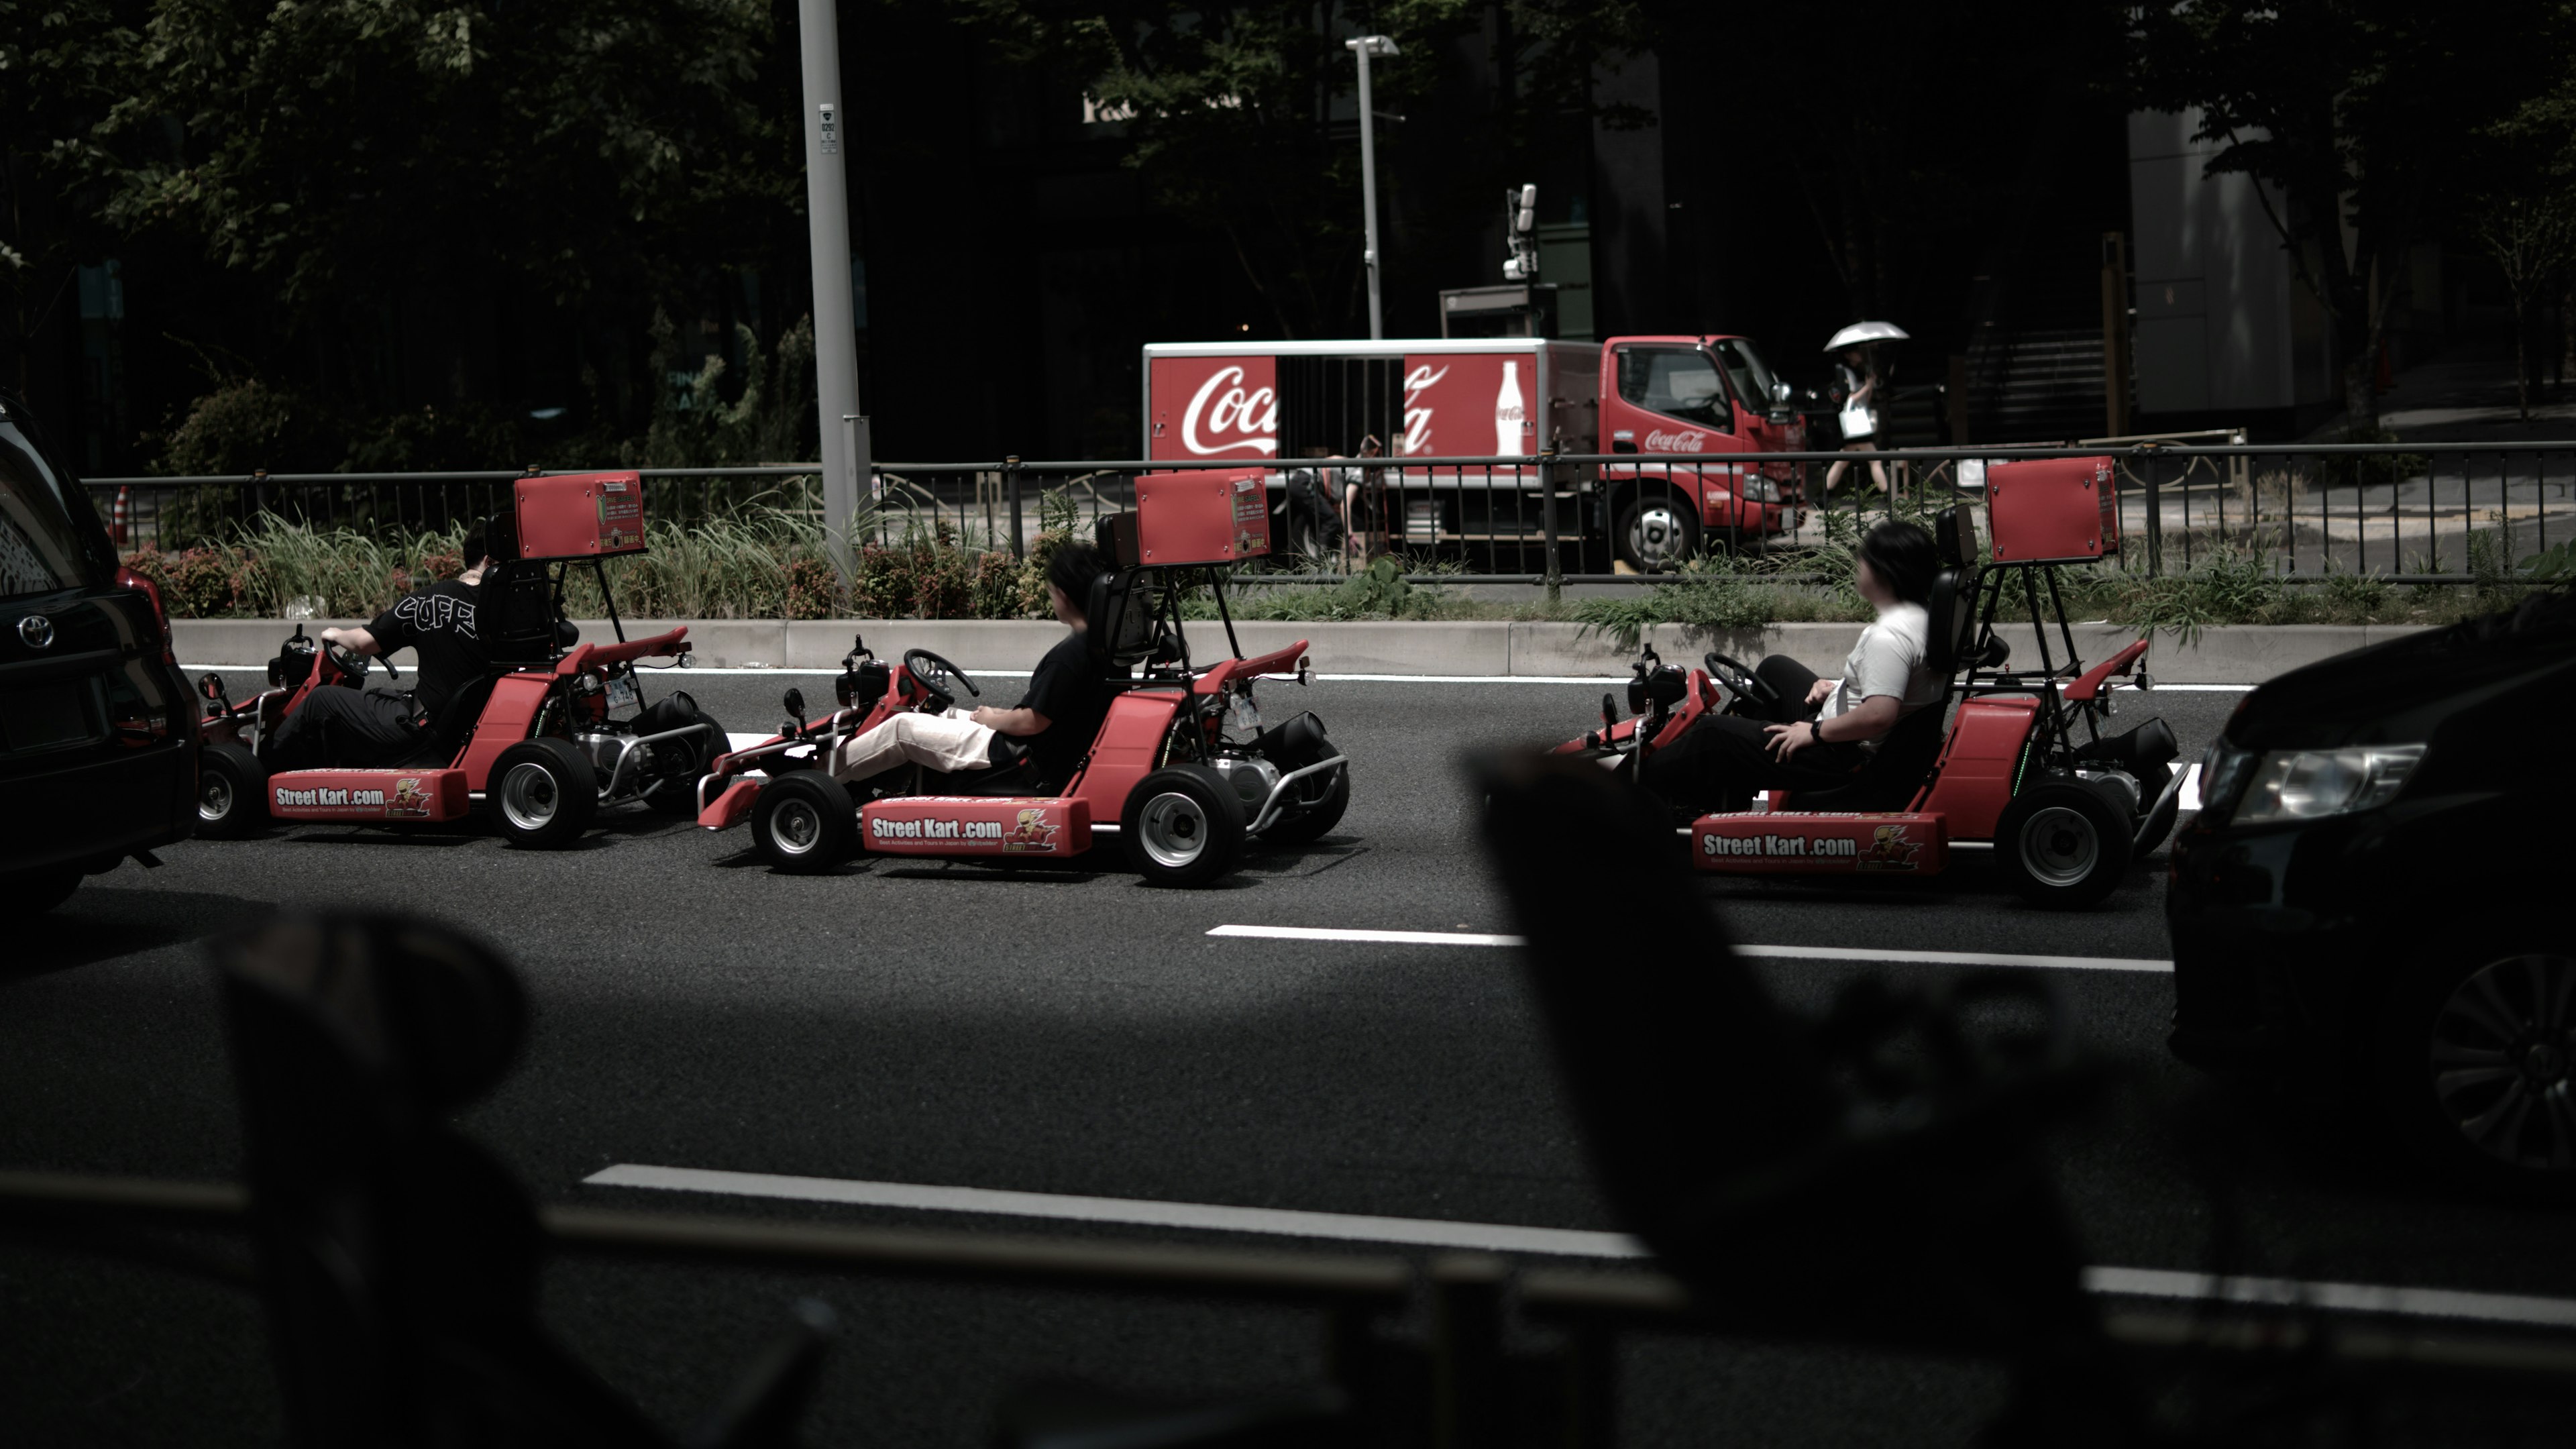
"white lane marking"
1205,924,2172,973
587,1164,2576,1331
584,1164,1643,1258
1208,924,1525,948
2084,1267,2576,1332
186,664,2253,690
2178,762,2202,812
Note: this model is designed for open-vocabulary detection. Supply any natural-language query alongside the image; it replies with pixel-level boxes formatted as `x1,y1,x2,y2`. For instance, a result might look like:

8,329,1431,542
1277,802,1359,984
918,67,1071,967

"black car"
2167,584,2576,1191
0,391,197,913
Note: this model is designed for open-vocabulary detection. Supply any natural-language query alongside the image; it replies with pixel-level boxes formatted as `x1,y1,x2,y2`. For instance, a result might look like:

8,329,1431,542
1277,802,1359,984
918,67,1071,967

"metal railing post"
1539,447,1561,602
2141,452,2163,578
1006,455,1025,560
1427,1254,1507,1449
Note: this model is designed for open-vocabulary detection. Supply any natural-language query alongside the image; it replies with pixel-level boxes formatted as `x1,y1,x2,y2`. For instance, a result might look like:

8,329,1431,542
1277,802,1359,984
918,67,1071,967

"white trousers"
826,708,996,785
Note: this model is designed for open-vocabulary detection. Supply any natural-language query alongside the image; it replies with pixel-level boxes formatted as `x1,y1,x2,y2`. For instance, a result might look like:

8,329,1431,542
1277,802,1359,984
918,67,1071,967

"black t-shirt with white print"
1016,631,1120,789
366,578,488,720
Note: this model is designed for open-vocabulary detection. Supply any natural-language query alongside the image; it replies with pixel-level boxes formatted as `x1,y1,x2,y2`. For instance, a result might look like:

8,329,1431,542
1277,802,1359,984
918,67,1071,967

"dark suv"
2167,585,2576,1191
0,391,196,912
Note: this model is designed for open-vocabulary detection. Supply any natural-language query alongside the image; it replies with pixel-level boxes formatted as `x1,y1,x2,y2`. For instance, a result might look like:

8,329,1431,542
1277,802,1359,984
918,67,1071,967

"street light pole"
800,0,864,588
1346,35,1399,341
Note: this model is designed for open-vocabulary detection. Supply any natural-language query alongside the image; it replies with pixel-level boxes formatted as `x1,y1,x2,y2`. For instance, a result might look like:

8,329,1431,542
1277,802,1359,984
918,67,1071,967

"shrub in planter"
163,546,264,617
909,542,973,619
968,551,1022,620
785,556,841,620
851,544,914,617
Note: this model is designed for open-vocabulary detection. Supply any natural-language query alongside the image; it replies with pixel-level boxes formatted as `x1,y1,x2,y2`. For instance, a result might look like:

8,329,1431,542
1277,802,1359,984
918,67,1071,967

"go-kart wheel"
1256,757,1348,849
1122,764,1246,888
2,867,82,914
490,737,598,849
1994,777,2133,910
2373,942,2576,1197
640,698,728,816
197,741,270,839
752,771,855,874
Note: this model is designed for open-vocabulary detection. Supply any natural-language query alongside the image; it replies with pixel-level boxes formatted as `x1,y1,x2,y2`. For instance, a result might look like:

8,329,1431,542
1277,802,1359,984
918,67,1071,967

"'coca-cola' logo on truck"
1642,429,1709,453
1181,366,1278,456
1399,363,1449,455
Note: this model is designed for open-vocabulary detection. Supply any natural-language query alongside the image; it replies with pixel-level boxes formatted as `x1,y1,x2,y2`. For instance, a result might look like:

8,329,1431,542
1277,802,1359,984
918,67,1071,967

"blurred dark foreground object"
216,912,835,1449
1472,750,2145,1444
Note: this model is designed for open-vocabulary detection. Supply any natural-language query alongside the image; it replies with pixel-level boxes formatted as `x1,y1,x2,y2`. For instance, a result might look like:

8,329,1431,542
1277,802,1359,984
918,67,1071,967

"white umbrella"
1824,321,1909,352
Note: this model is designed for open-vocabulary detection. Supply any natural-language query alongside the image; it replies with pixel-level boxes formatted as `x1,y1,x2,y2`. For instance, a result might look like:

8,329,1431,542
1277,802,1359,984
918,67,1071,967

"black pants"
263,687,422,772
1637,655,1867,816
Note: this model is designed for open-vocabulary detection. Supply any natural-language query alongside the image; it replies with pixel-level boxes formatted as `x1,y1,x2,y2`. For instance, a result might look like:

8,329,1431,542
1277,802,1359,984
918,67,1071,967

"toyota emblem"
17,614,53,649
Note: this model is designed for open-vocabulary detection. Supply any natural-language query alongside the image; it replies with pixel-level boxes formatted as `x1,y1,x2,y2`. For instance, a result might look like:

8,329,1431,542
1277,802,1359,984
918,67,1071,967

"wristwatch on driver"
1809,720,1827,747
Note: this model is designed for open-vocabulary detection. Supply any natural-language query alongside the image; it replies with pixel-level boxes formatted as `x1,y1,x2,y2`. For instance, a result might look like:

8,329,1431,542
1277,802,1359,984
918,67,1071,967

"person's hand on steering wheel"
321,633,396,684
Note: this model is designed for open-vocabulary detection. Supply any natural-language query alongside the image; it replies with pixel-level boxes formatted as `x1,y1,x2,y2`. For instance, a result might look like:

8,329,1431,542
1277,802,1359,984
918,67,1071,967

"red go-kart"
1556,458,2183,908
695,472,1352,886
192,473,726,848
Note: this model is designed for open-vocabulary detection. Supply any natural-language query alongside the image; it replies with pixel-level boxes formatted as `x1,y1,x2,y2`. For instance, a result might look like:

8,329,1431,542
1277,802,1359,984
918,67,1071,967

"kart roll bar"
555,628,692,676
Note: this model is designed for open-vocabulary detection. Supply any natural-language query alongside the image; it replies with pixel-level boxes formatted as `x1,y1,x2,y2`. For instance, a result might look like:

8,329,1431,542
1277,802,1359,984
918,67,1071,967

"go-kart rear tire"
1123,764,1246,888
197,741,269,839
753,771,854,874
1994,777,2132,910
1256,755,1348,849
490,737,598,849
643,703,729,816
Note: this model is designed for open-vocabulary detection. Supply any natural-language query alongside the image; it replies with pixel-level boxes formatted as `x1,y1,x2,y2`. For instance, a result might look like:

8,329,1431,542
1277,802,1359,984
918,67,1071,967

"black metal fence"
84,439,2574,586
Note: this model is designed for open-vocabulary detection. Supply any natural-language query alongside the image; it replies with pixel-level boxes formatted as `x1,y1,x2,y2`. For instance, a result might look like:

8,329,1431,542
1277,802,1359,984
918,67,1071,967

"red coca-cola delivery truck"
1140,335,1809,570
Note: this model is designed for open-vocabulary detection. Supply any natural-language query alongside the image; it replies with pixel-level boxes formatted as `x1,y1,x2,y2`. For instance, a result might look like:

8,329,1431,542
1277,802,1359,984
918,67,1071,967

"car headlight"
2224,744,2425,826
1741,478,1782,503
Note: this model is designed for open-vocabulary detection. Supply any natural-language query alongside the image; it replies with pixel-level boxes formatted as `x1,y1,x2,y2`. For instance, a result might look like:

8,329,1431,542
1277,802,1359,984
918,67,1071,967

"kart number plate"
1229,693,1260,733
605,675,638,711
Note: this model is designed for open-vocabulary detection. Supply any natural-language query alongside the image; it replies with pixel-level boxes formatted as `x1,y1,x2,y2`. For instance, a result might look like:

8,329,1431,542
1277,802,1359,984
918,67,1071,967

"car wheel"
2376,947,2576,1196
198,741,270,839
1994,777,2133,909
643,704,728,816
3,868,83,914
1255,756,1348,849
489,737,598,849
1616,493,1700,572
752,771,855,874
1122,764,1246,888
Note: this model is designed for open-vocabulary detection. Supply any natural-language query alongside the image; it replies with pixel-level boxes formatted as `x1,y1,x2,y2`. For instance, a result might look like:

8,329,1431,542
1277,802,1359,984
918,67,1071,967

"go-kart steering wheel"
1703,651,1770,707
902,648,979,710
325,638,396,685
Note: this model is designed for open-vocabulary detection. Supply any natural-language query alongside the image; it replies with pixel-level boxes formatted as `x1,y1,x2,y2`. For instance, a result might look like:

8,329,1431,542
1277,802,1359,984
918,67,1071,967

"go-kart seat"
1785,564,1979,814
393,672,500,769
480,556,578,665
1085,568,1157,674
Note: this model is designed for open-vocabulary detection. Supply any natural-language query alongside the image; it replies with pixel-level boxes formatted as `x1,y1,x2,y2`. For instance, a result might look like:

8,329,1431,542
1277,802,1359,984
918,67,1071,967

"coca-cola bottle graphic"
1495,361,1526,458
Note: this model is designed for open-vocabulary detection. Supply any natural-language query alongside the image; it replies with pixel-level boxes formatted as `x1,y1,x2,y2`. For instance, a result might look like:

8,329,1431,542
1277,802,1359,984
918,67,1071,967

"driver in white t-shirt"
1639,521,1943,816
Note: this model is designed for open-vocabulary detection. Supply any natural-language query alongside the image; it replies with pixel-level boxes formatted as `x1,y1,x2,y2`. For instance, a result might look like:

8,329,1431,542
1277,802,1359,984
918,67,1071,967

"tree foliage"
2127,0,2573,433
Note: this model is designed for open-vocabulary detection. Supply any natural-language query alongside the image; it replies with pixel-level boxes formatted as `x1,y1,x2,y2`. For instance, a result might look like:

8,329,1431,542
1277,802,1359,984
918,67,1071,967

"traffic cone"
111,486,130,547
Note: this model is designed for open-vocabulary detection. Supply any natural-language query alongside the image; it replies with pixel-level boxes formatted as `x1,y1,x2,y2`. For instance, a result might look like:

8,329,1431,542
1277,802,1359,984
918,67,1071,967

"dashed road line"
1203,924,2173,973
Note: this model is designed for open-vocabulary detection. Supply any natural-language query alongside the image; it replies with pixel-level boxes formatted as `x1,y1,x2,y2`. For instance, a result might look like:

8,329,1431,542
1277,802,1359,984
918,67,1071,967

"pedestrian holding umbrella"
1823,322,1907,502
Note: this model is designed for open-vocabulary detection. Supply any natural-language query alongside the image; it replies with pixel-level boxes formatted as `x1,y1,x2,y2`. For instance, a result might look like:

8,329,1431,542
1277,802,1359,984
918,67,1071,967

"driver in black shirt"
262,527,498,772
824,543,1118,793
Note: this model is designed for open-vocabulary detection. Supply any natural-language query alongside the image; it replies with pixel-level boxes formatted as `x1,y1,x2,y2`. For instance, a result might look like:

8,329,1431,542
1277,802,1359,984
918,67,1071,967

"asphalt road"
5,672,2561,1445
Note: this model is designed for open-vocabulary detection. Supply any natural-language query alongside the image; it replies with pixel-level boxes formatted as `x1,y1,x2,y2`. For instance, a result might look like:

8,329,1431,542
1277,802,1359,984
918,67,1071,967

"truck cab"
1140,332,1806,572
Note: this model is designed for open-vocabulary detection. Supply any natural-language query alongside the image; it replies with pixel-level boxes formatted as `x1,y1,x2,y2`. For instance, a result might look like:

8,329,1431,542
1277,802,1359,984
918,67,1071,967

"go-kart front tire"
1123,765,1245,888
490,737,598,849
753,772,854,873
1995,777,2132,909
197,741,269,839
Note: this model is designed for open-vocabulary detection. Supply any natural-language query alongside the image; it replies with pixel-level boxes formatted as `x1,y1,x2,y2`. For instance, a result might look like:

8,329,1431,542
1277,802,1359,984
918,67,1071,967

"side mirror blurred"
1771,380,1792,403
782,688,806,718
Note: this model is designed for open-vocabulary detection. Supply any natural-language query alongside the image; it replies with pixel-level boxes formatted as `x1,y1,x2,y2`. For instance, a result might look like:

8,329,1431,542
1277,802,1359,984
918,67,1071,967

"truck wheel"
1257,757,1348,849
642,703,729,815
1994,777,2132,909
753,771,855,874
490,737,598,849
198,741,270,839
2374,942,2576,1197
1617,494,1700,572
1123,764,1246,888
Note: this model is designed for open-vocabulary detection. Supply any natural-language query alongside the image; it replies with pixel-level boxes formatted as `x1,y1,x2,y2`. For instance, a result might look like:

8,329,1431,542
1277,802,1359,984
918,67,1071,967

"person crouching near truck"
822,543,1119,794
1637,521,1941,817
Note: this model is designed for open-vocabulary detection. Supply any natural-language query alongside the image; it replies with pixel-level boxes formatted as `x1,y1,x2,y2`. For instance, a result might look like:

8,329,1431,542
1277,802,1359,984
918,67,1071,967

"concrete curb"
175,617,2432,684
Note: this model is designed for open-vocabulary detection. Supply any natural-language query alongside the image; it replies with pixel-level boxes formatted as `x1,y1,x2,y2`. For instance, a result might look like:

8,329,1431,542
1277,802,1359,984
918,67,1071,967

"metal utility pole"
800,0,865,586
1346,35,1399,341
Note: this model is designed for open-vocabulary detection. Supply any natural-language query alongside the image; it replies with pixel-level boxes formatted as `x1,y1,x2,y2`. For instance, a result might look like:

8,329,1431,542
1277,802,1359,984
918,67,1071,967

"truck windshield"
1712,339,1779,411
0,417,107,600
1617,347,1729,429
